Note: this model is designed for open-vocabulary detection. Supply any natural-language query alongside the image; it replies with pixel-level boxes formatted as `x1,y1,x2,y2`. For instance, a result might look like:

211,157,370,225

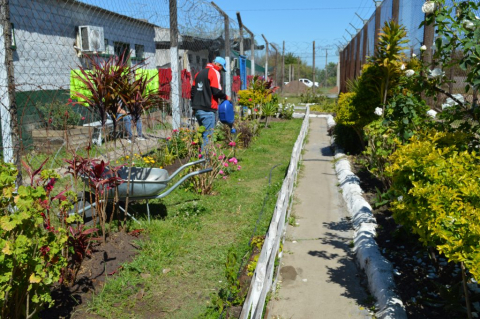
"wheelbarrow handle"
153,167,213,200
167,159,206,181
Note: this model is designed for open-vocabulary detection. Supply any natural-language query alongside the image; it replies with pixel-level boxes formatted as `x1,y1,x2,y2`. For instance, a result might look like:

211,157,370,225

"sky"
82,0,380,69
213,0,379,68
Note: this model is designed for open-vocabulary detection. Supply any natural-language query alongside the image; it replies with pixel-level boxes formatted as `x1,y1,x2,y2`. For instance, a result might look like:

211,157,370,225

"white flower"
420,45,427,51
463,19,475,30
405,69,415,77
374,107,383,116
412,53,417,57
400,64,406,70
442,94,465,110
428,68,444,78
397,196,403,202
427,109,437,118
422,1,437,14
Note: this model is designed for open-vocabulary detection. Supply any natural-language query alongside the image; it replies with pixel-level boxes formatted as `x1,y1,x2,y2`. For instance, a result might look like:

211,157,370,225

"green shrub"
0,163,69,318
35,100,82,130
387,131,480,280
333,124,364,154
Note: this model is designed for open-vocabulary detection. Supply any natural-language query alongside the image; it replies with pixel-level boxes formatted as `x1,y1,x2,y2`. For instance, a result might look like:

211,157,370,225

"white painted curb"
328,120,407,319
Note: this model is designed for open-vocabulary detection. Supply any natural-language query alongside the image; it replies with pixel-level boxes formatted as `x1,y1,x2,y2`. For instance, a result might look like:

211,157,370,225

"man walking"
191,56,230,148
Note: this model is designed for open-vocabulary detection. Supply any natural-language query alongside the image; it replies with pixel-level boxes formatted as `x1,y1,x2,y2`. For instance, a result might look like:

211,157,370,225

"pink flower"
254,108,258,112
237,165,241,170
219,170,224,175
218,155,225,160
223,163,228,167
167,137,171,140
198,154,202,158
81,116,86,120
228,157,238,164
212,153,217,157
248,98,252,102
173,129,178,133
223,176,227,180
48,118,53,124
228,141,236,147
191,141,197,145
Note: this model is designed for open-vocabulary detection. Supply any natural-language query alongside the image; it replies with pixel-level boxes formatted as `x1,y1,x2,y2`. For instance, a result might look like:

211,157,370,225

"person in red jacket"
191,56,230,148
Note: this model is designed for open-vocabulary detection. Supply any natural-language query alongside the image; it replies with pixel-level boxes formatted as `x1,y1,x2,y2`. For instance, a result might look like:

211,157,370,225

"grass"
86,119,303,318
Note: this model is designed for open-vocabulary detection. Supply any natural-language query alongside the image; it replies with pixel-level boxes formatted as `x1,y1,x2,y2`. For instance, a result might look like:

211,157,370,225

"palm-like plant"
375,21,408,112
261,101,278,128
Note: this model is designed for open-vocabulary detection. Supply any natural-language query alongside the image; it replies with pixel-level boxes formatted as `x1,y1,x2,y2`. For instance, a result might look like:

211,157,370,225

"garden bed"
37,119,303,318
351,158,480,319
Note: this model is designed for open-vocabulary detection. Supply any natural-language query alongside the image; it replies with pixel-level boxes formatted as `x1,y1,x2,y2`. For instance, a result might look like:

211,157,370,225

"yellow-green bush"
387,131,480,279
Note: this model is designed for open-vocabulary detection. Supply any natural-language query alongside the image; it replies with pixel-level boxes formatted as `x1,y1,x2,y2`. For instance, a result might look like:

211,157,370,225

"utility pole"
243,25,255,76
236,12,244,56
211,2,231,98
325,49,328,88
261,34,269,80
169,0,180,130
312,41,315,91
282,41,285,90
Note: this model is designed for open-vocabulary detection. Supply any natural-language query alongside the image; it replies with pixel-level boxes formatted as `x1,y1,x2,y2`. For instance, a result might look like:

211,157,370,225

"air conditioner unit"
78,26,105,53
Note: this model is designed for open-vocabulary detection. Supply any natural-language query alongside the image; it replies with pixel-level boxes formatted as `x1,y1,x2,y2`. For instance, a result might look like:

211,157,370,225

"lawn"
86,119,303,318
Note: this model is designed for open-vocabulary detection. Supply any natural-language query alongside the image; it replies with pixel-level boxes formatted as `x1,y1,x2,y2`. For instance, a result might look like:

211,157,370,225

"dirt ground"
40,231,143,319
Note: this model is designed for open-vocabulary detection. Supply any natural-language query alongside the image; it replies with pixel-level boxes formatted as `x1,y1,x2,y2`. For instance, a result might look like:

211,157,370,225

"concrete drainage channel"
329,119,407,319
244,104,406,319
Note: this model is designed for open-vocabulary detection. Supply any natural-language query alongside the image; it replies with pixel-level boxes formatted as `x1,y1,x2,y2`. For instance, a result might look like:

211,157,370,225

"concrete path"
266,117,371,319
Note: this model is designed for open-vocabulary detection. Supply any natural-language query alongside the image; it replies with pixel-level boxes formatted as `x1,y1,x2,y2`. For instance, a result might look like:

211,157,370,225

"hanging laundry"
181,69,192,99
158,68,172,100
232,75,241,93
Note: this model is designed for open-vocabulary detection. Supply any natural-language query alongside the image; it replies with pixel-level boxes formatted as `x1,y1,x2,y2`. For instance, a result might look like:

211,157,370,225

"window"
196,55,200,64
202,58,207,68
188,54,193,62
135,44,144,60
114,41,130,62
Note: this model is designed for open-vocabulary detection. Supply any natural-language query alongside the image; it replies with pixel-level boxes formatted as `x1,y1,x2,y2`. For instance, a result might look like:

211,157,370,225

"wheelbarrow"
75,159,212,223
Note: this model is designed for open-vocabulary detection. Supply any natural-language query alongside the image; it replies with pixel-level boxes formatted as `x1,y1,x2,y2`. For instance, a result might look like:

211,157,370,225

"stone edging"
326,116,407,319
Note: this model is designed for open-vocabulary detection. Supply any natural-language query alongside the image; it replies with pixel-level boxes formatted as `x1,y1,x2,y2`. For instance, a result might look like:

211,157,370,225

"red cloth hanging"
181,69,192,99
158,68,172,100
232,75,241,93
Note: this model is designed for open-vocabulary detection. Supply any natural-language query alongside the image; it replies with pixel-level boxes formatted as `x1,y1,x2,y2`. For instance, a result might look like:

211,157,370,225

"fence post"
243,25,255,76
0,0,22,185
236,12,244,56
272,44,278,87
262,34,268,80
349,40,355,82
392,0,400,22
169,0,181,130
325,49,328,88
282,41,285,91
312,41,315,89
355,33,361,77
374,1,382,53
362,24,368,64
211,2,231,98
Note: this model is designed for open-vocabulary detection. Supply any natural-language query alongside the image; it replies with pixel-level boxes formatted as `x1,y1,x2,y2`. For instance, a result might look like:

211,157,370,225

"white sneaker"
137,137,146,141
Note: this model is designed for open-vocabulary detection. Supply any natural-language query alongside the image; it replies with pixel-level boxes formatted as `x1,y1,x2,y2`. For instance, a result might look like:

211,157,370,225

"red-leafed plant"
64,225,100,284
65,153,123,241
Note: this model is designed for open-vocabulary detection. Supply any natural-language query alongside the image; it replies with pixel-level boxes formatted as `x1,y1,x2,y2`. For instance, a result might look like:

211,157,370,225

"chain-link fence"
0,0,283,181
339,0,479,108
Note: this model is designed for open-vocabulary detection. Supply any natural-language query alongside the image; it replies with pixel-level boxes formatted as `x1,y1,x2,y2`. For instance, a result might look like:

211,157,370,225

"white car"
299,78,319,88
